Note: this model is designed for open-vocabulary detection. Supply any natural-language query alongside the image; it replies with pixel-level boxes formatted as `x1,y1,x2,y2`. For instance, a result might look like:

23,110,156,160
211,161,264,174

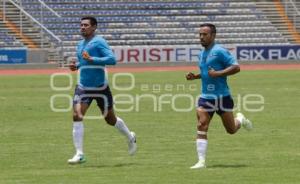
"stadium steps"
0,1,62,63
0,24,24,47
1,0,294,65
254,0,300,44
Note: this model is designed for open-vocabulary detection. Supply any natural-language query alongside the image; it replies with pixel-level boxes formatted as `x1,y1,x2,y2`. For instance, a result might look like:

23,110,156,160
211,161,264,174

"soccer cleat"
236,113,253,131
128,132,137,156
67,153,86,164
190,159,206,169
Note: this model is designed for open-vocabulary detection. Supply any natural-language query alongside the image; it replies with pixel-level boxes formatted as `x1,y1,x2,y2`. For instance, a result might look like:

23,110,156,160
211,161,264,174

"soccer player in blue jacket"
186,23,252,169
68,16,136,164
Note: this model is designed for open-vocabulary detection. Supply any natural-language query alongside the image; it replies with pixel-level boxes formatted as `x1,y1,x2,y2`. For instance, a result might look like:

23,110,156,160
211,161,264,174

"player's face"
199,26,215,48
80,19,96,38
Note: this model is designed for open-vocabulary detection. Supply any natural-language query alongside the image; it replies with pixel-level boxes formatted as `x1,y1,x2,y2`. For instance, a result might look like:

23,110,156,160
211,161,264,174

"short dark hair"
81,16,97,26
200,23,216,34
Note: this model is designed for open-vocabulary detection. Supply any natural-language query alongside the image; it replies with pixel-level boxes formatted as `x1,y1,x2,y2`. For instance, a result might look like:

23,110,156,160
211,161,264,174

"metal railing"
9,0,61,44
1,0,63,62
282,0,300,32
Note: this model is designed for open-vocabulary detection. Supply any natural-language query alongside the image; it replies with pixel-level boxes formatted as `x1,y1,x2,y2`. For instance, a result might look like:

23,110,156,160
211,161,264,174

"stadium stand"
0,28,23,47
1,0,299,62
255,0,300,43
0,0,62,63
0,4,24,47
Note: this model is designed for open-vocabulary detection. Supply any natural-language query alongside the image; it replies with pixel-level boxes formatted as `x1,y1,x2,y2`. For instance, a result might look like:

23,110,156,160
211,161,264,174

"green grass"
0,69,300,184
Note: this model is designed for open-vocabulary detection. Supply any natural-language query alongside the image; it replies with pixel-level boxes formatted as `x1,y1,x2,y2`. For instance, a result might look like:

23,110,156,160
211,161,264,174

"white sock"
235,116,243,126
196,139,208,161
114,117,133,141
72,121,84,155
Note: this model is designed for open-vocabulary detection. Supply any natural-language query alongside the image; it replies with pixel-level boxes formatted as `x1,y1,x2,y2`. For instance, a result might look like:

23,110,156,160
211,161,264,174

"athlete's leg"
220,111,241,134
96,84,137,155
217,96,241,134
101,107,137,155
68,102,89,164
104,108,132,140
196,107,212,139
95,85,134,141
68,85,92,164
191,107,212,169
72,103,90,154
103,107,117,126
73,102,89,121
236,112,253,131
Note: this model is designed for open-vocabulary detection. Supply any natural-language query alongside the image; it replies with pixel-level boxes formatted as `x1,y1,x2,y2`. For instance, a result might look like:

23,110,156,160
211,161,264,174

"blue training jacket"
76,35,116,88
198,43,238,99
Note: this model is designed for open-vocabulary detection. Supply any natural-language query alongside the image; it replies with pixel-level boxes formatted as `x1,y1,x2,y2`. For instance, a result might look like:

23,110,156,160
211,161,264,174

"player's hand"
82,51,92,62
68,60,77,71
208,66,220,78
186,72,196,80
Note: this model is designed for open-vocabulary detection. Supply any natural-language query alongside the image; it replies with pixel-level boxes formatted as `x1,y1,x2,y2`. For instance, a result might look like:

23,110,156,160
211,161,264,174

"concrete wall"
27,49,48,63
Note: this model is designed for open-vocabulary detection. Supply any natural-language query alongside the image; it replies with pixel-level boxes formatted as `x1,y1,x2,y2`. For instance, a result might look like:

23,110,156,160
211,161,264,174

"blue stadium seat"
14,0,290,56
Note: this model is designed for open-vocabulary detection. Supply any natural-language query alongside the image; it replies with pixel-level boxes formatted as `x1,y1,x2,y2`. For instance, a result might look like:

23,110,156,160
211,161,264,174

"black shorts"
73,85,113,112
197,96,234,117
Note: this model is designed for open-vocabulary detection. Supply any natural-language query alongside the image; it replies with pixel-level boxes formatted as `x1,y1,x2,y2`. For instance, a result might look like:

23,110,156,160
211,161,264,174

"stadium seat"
4,0,292,57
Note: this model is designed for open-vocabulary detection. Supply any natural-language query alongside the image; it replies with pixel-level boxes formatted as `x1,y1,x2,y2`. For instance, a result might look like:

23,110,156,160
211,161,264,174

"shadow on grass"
209,164,248,168
81,162,139,169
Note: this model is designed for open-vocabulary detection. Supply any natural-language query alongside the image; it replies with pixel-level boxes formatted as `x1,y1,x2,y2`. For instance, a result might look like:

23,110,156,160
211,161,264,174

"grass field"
1,69,300,184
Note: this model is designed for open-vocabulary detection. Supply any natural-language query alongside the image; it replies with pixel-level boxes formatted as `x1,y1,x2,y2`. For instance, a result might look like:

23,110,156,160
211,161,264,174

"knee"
105,116,116,126
73,112,83,122
225,127,237,135
197,120,208,131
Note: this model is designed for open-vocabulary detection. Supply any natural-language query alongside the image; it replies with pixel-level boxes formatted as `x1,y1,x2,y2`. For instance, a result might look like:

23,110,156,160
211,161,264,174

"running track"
0,64,300,76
